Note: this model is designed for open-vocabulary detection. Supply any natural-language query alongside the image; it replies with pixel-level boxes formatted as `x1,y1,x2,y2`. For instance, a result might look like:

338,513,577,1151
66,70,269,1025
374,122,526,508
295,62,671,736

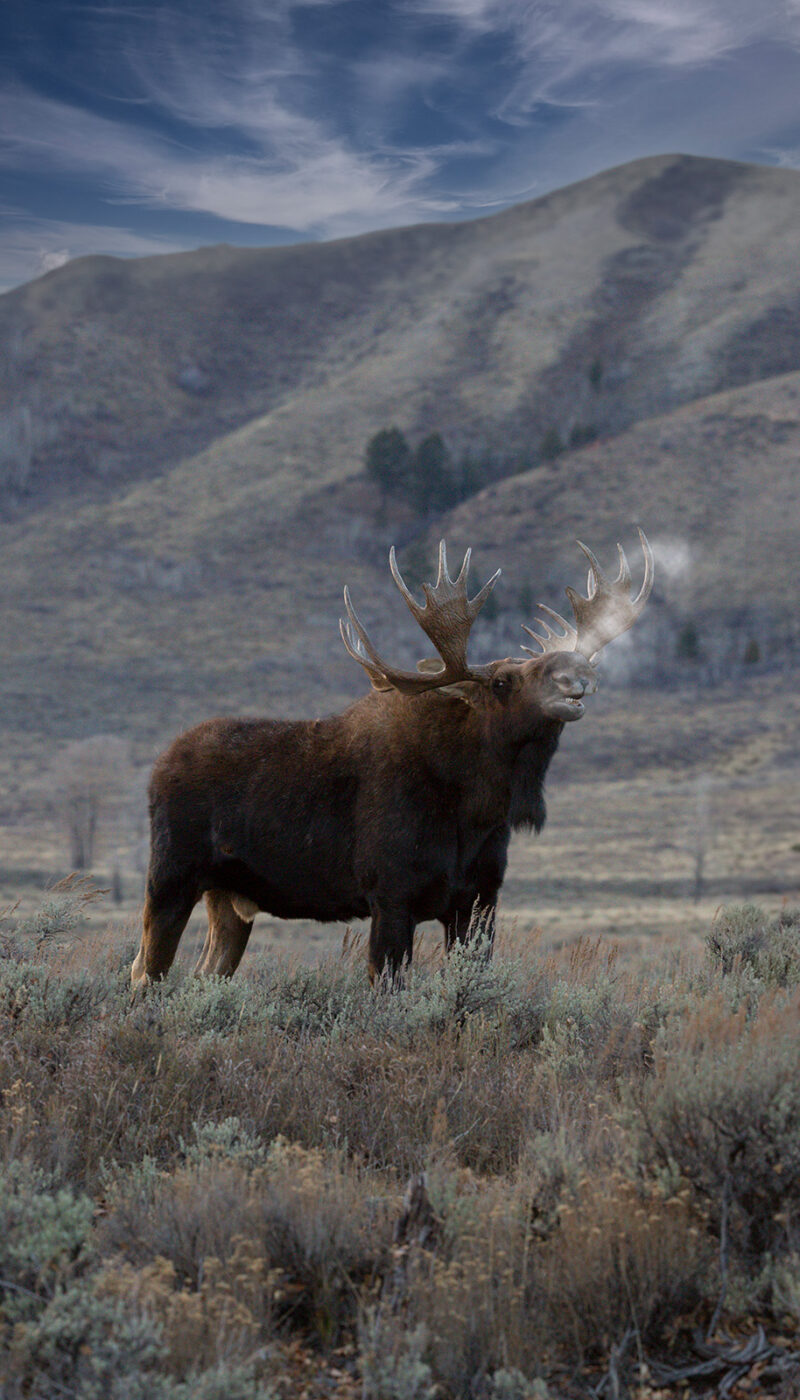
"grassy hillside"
4,153,800,516
0,364,797,763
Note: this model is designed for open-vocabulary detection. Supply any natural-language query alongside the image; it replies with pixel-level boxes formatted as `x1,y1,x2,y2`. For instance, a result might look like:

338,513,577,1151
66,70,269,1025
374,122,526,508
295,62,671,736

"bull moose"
131,532,653,988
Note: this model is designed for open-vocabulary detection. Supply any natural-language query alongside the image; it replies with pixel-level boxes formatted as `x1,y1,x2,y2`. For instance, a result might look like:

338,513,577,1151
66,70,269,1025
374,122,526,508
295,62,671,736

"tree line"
364,421,600,515
364,427,491,514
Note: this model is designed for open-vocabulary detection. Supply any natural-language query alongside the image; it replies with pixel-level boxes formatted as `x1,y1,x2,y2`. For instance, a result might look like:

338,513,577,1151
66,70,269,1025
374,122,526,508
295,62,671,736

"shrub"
529,1173,710,1358
706,904,800,987
96,1245,270,1378
179,1117,267,1171
11,876,105,950
0,958,113,1028
166,1364,276,1400
629,992,800,1261
99,1139,395,1346
359,1313,434,1400
0,1160,94,1323
5,1284,165,1400
164,974,249,1037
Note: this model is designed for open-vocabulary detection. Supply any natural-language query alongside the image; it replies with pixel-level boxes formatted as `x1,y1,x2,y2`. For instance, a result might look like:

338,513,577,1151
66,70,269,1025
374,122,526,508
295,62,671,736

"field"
2,889,800,1399
1,671,799,1397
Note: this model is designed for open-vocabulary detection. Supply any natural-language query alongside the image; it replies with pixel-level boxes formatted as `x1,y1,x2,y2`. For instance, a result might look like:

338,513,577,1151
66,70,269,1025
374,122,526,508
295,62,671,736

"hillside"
3,152,800,519
1,151,799,792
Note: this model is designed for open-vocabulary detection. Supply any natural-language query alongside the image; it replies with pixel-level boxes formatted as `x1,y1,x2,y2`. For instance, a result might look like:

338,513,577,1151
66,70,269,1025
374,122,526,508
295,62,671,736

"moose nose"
573,675,597,696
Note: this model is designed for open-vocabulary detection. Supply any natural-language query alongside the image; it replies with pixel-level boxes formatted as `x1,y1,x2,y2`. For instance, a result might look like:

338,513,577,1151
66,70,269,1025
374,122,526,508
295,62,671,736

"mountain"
1,152,800,777
4,152,800,510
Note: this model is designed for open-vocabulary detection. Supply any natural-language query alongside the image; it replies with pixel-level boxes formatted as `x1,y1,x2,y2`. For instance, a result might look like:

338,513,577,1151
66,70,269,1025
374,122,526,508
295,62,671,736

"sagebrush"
1,902,799,1397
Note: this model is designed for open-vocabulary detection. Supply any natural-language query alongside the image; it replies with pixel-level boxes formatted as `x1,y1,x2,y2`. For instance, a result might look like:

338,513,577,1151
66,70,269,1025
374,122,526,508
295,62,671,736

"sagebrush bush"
11,876,104,949
0,1159,168,1400
530,1173,710,1356
629,990,800,1260
707,903,800,987
6,1283,166,1400
179,1116,268,1170
98,1138,395,1345
359,1313,435,1400
0,958,113,1028
0,1160,95,1323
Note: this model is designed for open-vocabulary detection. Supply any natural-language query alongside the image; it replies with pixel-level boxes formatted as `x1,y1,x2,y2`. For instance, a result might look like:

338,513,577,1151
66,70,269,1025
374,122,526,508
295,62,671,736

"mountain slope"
1,152,800,773
4,153,800,516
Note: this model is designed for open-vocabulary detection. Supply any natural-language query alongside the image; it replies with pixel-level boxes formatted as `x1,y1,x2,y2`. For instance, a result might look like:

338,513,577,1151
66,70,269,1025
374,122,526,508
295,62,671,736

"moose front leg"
443,898,497,952
368,901,415,984
443,834,507,953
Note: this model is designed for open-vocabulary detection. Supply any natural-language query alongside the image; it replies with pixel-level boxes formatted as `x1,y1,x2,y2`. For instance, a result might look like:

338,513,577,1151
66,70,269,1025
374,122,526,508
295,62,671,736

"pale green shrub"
707,904,800,987
6,1285,165,1400
14,880,99,947
490,1370,551,1400
0,959,113,1027
359,1313,435,1400
167,1363,276,1400
164,975,249,1036
0,1160,94,1322
180,1116,267,1171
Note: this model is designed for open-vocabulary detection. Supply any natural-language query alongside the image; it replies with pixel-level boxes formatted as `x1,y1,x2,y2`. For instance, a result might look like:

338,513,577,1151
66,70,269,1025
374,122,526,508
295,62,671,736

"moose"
131,531,653,988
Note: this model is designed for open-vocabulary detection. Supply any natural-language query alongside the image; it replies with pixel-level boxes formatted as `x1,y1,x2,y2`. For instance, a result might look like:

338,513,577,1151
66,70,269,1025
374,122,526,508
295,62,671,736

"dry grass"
2,891,800,1397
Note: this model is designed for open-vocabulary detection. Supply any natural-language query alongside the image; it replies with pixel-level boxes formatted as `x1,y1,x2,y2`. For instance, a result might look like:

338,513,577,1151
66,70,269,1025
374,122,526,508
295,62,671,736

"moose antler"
341,540,500,694
522,528,654,663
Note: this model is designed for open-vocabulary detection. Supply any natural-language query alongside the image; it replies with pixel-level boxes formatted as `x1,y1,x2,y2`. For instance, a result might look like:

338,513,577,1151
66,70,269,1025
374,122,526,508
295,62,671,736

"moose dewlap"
131,533,653,987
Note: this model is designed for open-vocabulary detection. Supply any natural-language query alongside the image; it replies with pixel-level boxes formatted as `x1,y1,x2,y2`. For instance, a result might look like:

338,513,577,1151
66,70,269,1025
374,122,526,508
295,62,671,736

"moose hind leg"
131,880,197,990
443,898,497,953
194,890,255,978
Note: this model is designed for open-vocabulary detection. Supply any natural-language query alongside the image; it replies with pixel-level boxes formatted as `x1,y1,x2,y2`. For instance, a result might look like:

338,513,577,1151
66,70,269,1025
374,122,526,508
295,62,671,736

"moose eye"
492,677,511,696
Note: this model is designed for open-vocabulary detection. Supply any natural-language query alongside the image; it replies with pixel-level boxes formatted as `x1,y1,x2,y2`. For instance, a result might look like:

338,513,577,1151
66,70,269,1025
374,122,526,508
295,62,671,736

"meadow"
2,883,800,1399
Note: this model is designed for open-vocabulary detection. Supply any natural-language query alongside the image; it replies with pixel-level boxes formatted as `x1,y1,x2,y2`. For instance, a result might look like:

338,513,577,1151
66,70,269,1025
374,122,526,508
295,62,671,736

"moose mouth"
553,694,586,720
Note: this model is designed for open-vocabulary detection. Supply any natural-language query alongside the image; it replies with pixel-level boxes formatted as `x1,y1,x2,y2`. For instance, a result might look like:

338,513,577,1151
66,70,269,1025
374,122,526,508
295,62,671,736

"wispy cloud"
3,0,800,290
0,86,461,235
409,0,800,117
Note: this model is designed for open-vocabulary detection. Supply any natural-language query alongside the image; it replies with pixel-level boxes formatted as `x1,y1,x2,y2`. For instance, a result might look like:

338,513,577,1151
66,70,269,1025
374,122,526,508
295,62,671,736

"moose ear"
416,657,481,705
437,682,482,705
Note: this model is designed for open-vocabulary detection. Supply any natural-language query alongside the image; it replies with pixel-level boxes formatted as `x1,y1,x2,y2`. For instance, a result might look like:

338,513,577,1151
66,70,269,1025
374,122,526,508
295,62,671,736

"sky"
2,0,800,291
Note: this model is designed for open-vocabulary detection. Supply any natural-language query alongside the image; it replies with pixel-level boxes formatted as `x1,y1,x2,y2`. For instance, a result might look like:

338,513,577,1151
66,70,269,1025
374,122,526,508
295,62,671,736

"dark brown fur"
131,650,596,985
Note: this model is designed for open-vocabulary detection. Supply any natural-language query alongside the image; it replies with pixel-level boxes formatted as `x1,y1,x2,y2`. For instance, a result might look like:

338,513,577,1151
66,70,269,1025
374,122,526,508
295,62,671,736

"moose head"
340,530,654,740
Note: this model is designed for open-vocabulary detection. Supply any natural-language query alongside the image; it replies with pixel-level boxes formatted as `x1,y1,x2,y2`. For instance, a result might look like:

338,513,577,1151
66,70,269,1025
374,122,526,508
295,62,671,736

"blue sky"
2,0,800,290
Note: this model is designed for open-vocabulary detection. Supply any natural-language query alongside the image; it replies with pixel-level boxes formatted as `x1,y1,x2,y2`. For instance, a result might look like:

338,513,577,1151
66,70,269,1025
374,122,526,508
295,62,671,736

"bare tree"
52,735,130,870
